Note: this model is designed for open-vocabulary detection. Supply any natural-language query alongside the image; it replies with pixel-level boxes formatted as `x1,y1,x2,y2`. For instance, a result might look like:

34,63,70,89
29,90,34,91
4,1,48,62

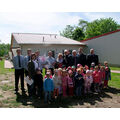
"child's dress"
52,75,59,97
62,76,68,97
68,76,74,96
84,75,93,93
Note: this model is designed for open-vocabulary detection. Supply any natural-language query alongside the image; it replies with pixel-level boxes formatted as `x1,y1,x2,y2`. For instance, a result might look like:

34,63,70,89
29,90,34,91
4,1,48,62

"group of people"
12,48,111,103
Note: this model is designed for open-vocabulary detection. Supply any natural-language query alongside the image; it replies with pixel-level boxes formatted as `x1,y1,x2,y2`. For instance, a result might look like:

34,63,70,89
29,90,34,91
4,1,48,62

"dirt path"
0,72,120,108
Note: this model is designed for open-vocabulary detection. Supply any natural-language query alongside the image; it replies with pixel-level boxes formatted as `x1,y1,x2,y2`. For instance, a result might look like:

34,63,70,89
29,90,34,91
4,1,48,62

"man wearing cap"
86,49,99,68
78,48,86,67
13,48,25,94
24,48,32,76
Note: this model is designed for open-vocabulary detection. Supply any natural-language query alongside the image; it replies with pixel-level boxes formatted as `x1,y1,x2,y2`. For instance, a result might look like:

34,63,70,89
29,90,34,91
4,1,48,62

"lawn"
110,66,120,71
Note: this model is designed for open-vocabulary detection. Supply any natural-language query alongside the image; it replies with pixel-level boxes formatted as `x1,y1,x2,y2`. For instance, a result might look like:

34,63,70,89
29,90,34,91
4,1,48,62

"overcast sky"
0,12,120,44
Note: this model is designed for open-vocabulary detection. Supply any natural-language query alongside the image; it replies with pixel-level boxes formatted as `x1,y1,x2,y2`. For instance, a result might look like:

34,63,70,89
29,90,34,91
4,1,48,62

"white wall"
83,31,120,66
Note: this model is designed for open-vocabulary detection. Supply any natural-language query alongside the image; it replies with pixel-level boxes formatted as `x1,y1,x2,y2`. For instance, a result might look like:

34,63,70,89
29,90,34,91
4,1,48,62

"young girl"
52,69,59,98
99,66,105,89
68,70,74,96
57,68,62,94
84,70,93,94
92,66,100,92
104,61,111,88
61,70,68,97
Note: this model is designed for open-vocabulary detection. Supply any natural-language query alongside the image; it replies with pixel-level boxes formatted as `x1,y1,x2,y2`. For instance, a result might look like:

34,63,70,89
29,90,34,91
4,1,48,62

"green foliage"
0,43,10,57
60,17,120,41
60,25,74,39
85,18,119,39
72,27,85,41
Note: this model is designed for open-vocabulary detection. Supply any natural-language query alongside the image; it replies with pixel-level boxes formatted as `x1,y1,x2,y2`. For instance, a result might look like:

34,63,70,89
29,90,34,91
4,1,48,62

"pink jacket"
62,76,68,87
68,77,74,87
93,71,100,83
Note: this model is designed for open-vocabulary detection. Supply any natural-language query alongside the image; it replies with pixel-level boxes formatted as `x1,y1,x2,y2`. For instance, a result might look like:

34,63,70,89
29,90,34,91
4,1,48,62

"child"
84,70,93,94
44,69,53,79
104,61,111,88
61,70,69,97
99,66,105,89
34,68,43,98
57,68,62,93
74,68,84,97
92,66,100,92
43,72,54,103
52,69,59,99
68,70,74,96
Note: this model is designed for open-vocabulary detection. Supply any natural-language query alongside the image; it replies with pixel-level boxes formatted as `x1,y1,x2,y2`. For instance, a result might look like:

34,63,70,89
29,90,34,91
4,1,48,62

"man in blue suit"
13,48,25,94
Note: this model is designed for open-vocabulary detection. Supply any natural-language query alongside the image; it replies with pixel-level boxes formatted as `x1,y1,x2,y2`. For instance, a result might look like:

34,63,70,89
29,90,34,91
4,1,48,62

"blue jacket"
43,78,54,92
74,73,84,87
13,55,25,69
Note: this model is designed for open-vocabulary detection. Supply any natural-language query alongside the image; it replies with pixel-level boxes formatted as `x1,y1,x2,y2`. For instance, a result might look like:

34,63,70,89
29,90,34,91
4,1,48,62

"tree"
0,44,10,57
78,19,88,32
60,25,74,39
72,27,85,41
85,17,120,39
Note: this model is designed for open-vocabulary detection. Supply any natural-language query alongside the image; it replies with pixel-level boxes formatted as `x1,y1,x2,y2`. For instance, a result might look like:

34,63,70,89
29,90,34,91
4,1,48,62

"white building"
10,33,86,58
82,29,120,67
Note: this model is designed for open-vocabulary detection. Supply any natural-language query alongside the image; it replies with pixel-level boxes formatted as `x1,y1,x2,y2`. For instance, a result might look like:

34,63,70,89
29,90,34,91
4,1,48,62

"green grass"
109,73,120,88
0,60,14,74
110,67,120,71
0,84,14,91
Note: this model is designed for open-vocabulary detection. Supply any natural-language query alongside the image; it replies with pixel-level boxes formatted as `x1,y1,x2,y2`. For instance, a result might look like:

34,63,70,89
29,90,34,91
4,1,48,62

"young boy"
74,68,84,97
104,61,111,88
43,72,54,103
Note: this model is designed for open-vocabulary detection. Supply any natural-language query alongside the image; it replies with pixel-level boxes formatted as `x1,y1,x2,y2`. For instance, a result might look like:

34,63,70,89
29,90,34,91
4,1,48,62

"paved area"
111,70,120,73
4,60,13,68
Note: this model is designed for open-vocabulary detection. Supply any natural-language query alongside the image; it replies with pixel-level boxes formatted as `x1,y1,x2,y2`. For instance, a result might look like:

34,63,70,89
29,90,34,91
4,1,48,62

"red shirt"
92,71,100,83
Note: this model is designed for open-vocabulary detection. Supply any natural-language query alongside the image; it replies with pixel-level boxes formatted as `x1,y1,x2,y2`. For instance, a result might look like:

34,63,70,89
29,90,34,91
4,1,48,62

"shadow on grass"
16,86,120,108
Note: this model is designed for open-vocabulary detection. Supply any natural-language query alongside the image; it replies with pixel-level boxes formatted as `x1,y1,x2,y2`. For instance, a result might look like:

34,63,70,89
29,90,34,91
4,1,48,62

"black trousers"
15,68,25,92
24,69,29,77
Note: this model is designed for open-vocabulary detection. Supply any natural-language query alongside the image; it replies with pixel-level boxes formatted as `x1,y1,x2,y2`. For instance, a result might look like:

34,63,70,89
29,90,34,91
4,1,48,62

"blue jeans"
44,91,51,102
76,86,82,96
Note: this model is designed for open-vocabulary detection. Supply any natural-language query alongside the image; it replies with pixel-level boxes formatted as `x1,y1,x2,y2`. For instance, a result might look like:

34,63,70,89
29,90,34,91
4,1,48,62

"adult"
46,51,56,75
56,53,63,68
78,48,86,67
63,49,70,68
86,48,99,68
13,48,25,94
35,50,43,73
24,48,32,76
27,53,38,97
70,50,79,67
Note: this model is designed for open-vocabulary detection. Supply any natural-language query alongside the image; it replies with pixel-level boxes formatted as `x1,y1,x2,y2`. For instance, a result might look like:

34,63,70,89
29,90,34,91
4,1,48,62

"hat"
91,62,95,66
86,70,90,74
46,72,50,75
72,66,75,69
68,70,73,74
77,64,82,68
67,66,72,71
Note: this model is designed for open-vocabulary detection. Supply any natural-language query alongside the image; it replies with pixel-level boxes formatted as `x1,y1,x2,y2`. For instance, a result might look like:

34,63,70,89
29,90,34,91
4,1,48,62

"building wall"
83,31,120,66
21,44,85,58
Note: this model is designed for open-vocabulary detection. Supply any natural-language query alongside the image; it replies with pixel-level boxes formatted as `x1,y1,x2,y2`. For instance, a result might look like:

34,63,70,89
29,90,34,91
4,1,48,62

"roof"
82,29,120,42
12,33,86,46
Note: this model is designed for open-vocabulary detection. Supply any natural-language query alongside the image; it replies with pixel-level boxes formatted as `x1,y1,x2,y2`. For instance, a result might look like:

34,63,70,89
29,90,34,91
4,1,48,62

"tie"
18,56,21,67
28,56,30,61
